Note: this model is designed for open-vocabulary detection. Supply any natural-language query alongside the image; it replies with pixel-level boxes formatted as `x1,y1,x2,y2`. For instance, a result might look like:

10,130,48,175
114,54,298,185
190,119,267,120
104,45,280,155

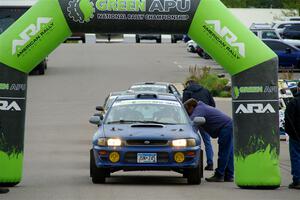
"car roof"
273,21,300,25
250,28,276,31
131,82,170,86
115,92,178,101
109,90,134,97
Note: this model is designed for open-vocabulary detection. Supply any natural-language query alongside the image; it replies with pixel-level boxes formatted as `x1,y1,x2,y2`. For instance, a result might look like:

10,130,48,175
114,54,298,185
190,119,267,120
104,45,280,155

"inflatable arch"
0,0,281,188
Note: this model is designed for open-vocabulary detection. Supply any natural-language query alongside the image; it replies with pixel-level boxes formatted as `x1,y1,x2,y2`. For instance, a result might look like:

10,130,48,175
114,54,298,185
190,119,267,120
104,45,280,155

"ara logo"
205,20,245,57
235,103,276,114
67,0,95,23
12,17,53,55
0,101,21,111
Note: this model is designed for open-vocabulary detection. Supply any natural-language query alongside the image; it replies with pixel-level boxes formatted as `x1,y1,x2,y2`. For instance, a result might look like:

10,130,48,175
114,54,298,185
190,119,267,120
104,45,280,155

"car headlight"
172,139,196,147
107,138,122,146
172,139,187,147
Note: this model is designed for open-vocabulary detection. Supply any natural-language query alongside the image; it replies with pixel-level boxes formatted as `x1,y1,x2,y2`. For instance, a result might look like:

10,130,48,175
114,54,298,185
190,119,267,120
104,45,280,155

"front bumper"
93,145,201,171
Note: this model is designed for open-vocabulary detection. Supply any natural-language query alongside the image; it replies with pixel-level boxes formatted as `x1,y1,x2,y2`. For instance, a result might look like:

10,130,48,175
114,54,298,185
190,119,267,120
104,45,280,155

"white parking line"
173,61,183,69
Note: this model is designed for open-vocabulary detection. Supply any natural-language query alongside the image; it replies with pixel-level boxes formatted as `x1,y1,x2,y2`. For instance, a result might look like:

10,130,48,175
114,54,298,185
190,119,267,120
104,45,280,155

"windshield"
104,96,117,110
105,100,188,125
130,85,168,93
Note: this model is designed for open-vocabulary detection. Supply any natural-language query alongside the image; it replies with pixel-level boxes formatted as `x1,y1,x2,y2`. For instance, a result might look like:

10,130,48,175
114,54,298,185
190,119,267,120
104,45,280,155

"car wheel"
136,36,140,43
90,149,107,184
171,37,176,43
82,36,86,43
186,151,203,185
157,37,162,43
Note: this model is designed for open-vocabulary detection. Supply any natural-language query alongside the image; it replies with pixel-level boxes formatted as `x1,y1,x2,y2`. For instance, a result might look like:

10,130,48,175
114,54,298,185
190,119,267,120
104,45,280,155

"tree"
282,0,300,13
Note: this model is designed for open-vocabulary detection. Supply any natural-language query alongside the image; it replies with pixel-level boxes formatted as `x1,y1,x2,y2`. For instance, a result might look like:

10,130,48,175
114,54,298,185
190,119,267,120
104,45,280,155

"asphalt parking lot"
4,43,298,199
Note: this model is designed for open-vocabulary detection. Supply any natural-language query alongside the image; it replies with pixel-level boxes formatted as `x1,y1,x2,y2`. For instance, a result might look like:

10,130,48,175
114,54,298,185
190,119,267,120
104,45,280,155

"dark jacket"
285,92,300,142
183,83,215,107
190,101,232,138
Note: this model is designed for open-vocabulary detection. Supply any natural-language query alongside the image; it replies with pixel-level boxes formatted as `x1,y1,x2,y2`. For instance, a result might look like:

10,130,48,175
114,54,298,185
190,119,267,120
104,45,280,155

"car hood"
101,124,197,140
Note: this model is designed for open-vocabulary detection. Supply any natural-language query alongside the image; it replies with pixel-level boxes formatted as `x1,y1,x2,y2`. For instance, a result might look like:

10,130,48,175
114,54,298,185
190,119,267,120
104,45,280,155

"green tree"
282,0,300,13
221,0,246,7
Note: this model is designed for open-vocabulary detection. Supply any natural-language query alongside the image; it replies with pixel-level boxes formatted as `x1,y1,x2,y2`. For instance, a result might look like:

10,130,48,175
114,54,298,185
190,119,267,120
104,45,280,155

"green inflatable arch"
0,0,281,188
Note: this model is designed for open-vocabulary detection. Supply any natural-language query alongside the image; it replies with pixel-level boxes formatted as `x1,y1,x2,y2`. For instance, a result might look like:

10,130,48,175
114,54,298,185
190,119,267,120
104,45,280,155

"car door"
264,40,298,68
169,85,182,100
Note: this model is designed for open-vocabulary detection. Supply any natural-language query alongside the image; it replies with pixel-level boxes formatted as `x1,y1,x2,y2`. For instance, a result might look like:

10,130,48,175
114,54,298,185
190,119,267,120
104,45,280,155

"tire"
82,36,86,43
90,149,108,184
171,36,176,43
157,36,162,43
136,35,140,43
186,150,203,185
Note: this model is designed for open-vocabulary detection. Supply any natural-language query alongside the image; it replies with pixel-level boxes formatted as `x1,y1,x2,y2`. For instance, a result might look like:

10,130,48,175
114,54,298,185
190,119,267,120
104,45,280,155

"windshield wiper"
136,121,176,125
107,120,175,125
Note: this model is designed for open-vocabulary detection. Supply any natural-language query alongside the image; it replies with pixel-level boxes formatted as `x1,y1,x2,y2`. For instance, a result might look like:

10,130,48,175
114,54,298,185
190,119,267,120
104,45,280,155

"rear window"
262,31,279,39
288,25,300,31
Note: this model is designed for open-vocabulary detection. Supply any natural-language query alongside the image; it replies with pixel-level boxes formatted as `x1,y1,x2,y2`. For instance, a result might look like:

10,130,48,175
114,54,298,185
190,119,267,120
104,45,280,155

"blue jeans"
289,138,300,184
200,131,214,165
215,122,234,178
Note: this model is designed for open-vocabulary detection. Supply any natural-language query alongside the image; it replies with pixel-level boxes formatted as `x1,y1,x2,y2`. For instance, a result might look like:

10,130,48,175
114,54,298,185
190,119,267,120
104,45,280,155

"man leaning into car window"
184,98,234,182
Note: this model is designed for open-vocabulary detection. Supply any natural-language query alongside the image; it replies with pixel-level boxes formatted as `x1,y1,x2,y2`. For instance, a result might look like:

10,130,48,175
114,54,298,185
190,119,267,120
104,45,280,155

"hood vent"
131,124,164,128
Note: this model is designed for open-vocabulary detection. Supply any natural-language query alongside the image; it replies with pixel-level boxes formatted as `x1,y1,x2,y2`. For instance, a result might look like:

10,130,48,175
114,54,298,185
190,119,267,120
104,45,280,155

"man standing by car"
285,82,300,189
184,98,234,182
183,80,215,171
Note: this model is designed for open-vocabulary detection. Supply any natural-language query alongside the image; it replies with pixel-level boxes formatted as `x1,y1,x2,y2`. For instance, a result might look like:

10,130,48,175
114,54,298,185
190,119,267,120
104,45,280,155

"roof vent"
136,93,158,99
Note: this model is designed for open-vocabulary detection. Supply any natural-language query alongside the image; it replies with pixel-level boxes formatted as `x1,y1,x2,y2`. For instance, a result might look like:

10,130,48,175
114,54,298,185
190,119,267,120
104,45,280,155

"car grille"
126,140,169,146
124,152,169,163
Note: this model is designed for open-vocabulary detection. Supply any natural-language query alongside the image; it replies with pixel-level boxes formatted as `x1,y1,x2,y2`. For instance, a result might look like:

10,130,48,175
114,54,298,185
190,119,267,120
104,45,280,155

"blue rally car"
89,93,203,184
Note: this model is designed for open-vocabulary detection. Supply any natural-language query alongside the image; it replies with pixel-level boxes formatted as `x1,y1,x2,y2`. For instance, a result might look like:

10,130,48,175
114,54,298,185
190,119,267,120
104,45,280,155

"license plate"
137,153,157,163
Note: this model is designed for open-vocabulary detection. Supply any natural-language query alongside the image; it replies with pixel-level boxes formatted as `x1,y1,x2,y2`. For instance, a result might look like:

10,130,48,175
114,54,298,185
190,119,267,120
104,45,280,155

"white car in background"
250,25,300,48
272,21,300,34
282,17,300,21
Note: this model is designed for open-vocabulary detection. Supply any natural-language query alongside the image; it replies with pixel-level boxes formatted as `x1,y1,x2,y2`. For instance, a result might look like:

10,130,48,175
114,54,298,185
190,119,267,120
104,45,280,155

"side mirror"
285,48,292,54
89,116,102,126
193,117,206,126
96,106,105,111
93,113,104,120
